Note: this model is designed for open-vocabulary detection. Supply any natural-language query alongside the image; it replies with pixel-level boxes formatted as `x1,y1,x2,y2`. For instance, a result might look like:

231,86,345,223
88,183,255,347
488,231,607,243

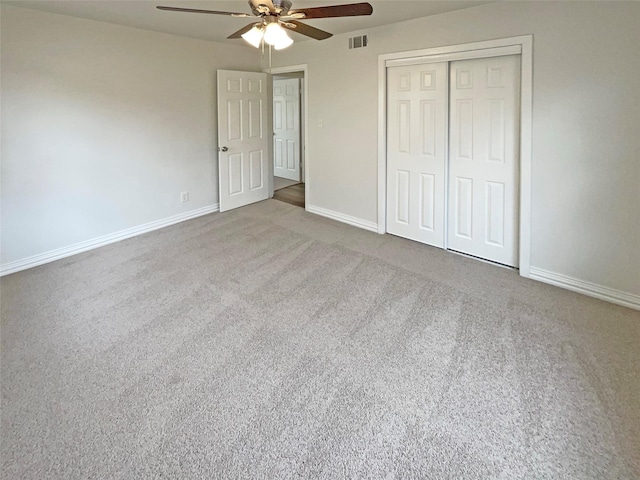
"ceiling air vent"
349,35,368,49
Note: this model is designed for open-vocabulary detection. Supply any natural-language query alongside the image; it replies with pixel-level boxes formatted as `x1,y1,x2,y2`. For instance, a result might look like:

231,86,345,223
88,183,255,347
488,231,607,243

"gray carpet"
2,199,639,479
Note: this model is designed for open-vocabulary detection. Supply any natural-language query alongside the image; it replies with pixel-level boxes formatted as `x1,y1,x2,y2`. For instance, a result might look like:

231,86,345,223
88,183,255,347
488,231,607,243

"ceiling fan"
157,0,373,50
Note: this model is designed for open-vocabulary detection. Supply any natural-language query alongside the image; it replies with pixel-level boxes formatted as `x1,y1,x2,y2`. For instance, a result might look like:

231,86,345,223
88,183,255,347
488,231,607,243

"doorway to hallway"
269,64,307,210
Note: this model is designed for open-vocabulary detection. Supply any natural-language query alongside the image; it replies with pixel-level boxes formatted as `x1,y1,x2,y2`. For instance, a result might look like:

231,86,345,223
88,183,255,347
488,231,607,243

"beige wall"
0,5,259,266
273,1,640,299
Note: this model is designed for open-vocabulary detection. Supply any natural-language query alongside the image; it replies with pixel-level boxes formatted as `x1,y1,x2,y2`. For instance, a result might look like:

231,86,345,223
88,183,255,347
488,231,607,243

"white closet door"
273,78,301,181
447,55,521,267
386,62,447,247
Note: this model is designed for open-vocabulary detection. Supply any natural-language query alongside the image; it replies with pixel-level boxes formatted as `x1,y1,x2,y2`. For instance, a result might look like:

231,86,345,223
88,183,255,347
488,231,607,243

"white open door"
217,70,269,212
273,78,301,181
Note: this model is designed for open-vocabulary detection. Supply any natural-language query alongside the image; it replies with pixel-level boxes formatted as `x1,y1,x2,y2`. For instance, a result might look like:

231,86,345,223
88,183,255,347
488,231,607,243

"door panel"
447,55,520,266
386,62,447,247
420,173,435,230
273,78,301,181
249,151,264,190
455,177,473,238
217,70,269,212
396,169,410,224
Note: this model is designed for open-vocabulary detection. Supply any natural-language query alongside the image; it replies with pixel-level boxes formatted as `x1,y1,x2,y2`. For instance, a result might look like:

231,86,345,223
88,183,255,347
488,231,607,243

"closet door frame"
377,35,533,277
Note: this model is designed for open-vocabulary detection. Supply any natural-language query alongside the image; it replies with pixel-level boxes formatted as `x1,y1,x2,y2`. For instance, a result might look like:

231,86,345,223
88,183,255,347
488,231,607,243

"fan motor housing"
250,0,292,16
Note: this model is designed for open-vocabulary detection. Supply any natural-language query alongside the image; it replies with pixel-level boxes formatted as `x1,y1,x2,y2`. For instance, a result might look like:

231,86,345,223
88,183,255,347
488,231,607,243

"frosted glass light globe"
274,32,293,50
241,25,263,48
263,23,286,46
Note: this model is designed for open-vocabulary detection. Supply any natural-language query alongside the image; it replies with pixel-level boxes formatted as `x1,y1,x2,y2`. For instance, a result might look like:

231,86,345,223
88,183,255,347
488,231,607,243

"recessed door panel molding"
486,181,505,246
386,61,448,247
286,101,295,130
274,100,283,130
248,99,263,139
456,69,473,89
420,173,436,230
397,101,411,154
273,78,301,181
274,138,284,168
421,100,436,156
488,100,505,163
227,100,242,141
217,70,269,212
228,153,243,196
396,170,410,224
227,78,241,93
420,70,437,90
447,55,520,266
286,140,296,170
249,150,263,190
455,99,473,161
248,78,262,93
398,73,411,91
455,177,473,238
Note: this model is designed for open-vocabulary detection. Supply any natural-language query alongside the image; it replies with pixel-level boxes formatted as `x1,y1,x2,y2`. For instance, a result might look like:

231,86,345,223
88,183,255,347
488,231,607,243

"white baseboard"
0,204,219,276
306,204,378,233
529,267,640,311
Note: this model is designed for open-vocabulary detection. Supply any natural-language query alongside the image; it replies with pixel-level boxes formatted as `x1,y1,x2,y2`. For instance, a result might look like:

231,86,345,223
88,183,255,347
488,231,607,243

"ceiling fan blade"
288,2,372,19
281,21,332,40
156,6,250,17
227,23,258,39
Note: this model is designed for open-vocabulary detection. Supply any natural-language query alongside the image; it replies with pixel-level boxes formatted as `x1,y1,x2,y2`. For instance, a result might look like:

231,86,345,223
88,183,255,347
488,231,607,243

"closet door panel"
387,62,447,247
447,55,520,267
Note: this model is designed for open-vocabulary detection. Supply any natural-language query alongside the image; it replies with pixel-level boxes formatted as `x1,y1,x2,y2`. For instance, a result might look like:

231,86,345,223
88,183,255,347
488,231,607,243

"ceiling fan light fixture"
158,1,374,46
274,32,294,50
241,24,264,48
263,22,288,46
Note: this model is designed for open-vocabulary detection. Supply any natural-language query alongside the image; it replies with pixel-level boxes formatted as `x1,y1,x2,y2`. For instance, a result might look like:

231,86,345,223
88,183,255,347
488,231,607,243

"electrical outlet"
181,191,189,203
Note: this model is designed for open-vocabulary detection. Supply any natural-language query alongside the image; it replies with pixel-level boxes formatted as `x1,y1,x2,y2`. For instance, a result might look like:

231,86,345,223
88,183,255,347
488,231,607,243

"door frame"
265,64,309,208
377,35,533,277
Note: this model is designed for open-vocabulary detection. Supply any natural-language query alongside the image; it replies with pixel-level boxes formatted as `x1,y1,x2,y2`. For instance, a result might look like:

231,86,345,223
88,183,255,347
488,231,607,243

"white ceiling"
2,0,491,45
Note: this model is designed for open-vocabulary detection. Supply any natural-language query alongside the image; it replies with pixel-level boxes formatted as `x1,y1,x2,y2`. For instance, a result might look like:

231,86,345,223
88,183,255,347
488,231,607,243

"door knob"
218,146,228,152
